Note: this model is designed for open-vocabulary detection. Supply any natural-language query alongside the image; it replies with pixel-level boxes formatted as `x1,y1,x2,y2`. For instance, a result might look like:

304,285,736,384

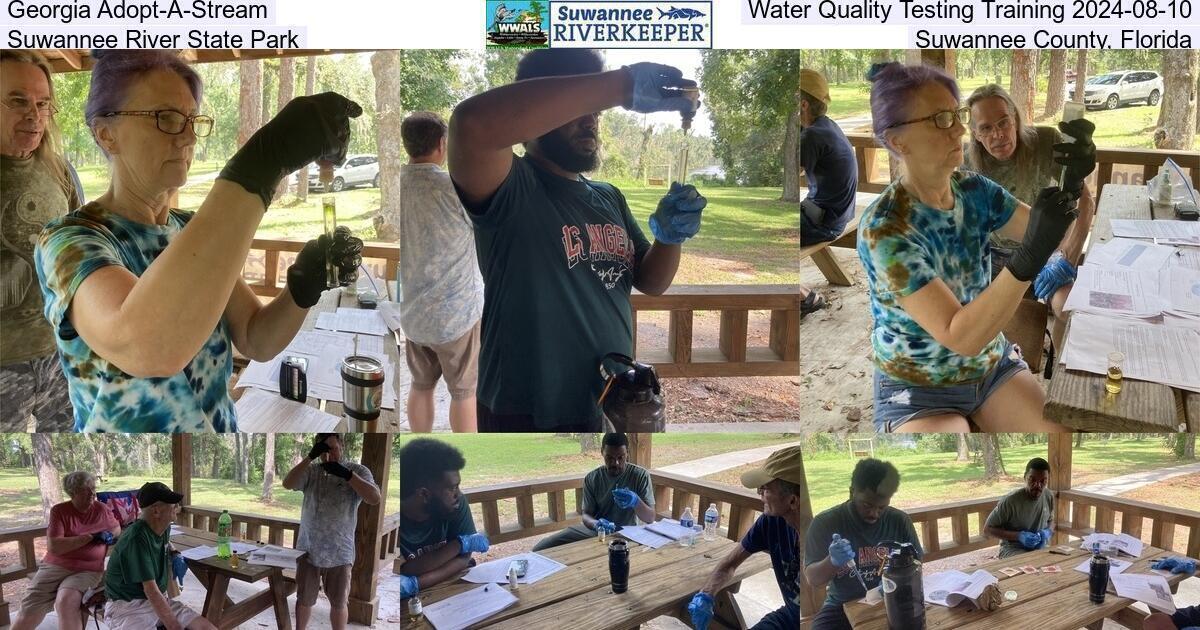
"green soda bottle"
217,510,232,559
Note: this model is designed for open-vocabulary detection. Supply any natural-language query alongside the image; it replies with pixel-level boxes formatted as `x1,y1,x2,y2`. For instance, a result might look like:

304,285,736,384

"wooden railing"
179,505,301,547
906,496,1001,562
802,132,1199,197
1057,489,1200,559
244,238,800,379
0,524,43,626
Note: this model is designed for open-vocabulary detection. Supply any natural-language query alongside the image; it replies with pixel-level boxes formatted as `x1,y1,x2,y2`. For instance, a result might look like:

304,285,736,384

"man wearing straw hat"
687,445,803,629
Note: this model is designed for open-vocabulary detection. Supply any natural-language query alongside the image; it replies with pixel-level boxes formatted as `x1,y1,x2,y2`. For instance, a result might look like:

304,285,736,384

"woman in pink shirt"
13,471,120,630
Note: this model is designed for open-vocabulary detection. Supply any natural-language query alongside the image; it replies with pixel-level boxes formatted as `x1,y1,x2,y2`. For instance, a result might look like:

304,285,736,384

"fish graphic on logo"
658,6,706,19
493,3,517,22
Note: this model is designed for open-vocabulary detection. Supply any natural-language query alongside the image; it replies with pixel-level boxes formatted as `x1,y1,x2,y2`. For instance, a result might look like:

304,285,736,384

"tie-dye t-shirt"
34,202,236,432
857,171,1019,386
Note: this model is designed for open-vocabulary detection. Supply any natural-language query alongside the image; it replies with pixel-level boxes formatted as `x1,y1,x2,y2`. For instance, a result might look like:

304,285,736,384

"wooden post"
920,50,956,77
627,434,653,469
172,434,193,506
1048,434,1073,545
348,433,393,625
791,448,822,626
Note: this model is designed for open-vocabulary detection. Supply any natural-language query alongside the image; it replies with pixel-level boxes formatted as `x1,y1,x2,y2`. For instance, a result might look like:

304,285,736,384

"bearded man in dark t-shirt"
448,49,707,431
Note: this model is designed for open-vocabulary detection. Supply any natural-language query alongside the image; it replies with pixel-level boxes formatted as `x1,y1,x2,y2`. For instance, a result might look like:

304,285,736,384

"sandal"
801,292,828,317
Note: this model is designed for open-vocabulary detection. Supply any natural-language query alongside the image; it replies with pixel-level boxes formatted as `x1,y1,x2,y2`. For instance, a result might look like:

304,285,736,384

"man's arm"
449,71,629,207
983,525,1025,543
699,545,752,596
403,555,472,591
633,244,681,296
143,580,183,630
349,472,381,505
282,459,309,491
398,541,466,577
1058,185,1095,265
47,533,93,555
633,498,657,524
580,507,600,531
804,555,841,588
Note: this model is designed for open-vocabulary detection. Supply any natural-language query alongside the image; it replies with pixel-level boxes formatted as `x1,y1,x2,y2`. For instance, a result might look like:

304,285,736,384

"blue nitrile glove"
1039,528,1053,547
91,531,115,546
457,533,490,555
595,519,617,534
649,182,707,245
400,575,419,599
171,553,188,586
1017,531,1042,550
688,592,714,630
1033,252,1076,301
1151,557,1197,574
612,488,642,510
623,63,698,114
829,533,854,567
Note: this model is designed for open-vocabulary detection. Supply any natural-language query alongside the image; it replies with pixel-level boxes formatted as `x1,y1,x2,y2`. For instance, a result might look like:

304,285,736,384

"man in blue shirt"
398,438,490,593
687,446,802,630
799,68,858,317
805,458,922,630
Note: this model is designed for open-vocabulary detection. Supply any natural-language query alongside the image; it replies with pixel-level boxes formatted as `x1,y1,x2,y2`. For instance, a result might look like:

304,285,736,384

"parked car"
307,154,381,192
1066,70,1163,110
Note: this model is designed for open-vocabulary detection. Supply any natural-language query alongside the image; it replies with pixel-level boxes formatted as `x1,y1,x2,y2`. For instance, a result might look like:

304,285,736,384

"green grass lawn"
821,77,1198,150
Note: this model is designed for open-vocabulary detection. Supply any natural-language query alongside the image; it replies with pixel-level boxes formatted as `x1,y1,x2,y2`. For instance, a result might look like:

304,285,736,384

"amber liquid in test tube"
319,162,339,289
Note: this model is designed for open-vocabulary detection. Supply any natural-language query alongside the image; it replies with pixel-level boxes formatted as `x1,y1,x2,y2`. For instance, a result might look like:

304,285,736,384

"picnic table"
845,543,1192,630
405,534,774,630
232,280,403,432
169,525,296,630
1044,184,1200,432
798,187,878,287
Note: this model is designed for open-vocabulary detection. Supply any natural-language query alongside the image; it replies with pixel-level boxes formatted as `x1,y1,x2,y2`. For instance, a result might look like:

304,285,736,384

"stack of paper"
315,308,390,337
923,570,998,608
1080,533,1144,558
423,583,518,630
235,330,396,409
1063,266,1163,319
1111,573,1176,614
461,553,566,585
1073,555,1133,576
645,518,700,540
1062,313,1200,393
180,545,217,561
1111,219,1200,246
246,545,306,569
235,389,340,432
617,525,674,549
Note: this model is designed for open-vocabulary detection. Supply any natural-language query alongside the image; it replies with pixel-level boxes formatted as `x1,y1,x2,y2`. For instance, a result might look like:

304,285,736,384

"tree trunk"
635,122,653,181
781,105,800,203
956,434,970,462
1155,49,1199,151
33,434,62,523
371,50,404,241
1074,432,1084,448
237,60,264,149
1185,434,1196,459
274,58,296,198
262,433,276,502
88,434,107,478
261,62,272,128
233,434,244,484
580,434,596,453
1044,50,1067,119
981,434,1006,481
144,435,155,471
211,445,221,478
1009,51,1039,122
297,56,317,202
1073,51,1089,102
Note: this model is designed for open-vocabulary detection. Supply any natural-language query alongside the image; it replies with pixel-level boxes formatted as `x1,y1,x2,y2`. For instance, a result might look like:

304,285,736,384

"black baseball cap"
138,482,184,507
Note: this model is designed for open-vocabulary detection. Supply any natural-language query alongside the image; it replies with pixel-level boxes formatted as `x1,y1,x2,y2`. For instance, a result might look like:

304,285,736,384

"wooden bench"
799,190,876,287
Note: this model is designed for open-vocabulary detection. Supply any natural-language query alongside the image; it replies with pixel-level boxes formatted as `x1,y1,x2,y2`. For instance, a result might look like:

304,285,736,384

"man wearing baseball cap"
799,68,858,317
283,433,381,630
103,482,214,630
687,446,802,629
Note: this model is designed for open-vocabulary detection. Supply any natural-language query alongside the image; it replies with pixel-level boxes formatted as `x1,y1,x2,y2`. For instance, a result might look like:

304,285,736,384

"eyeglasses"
973,116,1013,139
101,110,213,137
2,95,58,118
885,106,970,131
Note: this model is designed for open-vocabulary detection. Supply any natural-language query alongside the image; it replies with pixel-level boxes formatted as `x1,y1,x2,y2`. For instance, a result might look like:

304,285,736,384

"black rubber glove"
1005,186,1078,282
307,440,330,461
321,462,353,481
218,92,363,210
1054,118,1096,197
286,226,365,309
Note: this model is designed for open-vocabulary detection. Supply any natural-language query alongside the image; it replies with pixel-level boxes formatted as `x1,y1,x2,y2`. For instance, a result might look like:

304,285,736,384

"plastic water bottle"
216,510,232,559
680,507,695,547
703,503,719,541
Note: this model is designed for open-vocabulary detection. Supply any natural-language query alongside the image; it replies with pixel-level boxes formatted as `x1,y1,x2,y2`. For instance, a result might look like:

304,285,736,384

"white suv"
1074,71,1164,110
307,154,381,192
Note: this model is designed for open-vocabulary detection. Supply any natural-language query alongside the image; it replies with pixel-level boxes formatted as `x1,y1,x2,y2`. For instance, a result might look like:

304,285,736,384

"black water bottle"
608,539,630,594
1089,543,1109,604
883,542,926,630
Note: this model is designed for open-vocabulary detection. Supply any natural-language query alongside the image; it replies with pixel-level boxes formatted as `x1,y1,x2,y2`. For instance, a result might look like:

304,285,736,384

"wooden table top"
409,534,774,630
1044,184,1199,432
233,280,402,432
170,525,290,583
845,543,1191,630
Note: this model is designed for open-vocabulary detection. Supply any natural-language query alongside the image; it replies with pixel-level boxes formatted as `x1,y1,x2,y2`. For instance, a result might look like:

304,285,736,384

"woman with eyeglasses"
1,50,84,432
966,84,1096,317
856,62,1094,432
34,50,364,432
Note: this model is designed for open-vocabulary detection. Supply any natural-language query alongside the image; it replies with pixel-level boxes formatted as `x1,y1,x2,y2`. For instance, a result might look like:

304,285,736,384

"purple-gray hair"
84,51,203,153
868,62,960,155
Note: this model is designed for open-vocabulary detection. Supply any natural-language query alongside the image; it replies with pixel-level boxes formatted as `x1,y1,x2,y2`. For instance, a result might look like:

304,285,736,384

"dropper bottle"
318,161,339,289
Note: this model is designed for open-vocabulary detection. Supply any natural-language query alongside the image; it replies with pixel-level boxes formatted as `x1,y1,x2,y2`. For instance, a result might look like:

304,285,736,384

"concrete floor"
26,566,394,629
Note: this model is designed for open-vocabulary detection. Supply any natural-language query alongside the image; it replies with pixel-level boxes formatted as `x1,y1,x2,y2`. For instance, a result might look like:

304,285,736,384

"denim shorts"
873,343,1030,431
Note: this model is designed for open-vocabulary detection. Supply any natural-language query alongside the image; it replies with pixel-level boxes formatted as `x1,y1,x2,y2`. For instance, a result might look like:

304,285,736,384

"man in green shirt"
533,433,656,551
103,482,214,630
449,49,706,430
985,457,1055,558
